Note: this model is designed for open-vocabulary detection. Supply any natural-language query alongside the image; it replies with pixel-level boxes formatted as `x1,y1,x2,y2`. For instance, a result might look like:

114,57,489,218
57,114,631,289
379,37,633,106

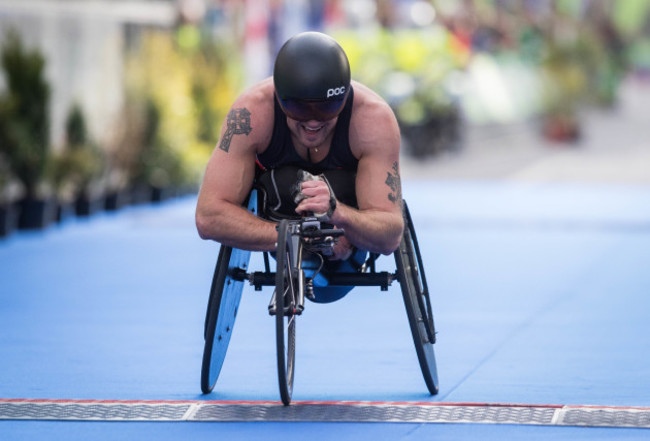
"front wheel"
275,219,298,405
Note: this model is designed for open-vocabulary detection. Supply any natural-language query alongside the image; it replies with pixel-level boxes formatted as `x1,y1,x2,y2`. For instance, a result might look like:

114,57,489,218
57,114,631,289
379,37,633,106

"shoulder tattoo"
385,161,401,204
219,107,252,152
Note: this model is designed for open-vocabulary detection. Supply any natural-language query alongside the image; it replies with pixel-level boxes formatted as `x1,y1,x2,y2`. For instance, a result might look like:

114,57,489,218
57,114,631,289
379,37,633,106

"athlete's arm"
195,80,278,251
296,84,404,255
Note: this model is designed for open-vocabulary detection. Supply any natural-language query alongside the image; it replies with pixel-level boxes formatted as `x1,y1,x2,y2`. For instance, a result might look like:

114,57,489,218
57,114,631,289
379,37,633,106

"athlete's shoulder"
349,80,400,155
236,77,273,103
350,81,394,114
229,77,275,151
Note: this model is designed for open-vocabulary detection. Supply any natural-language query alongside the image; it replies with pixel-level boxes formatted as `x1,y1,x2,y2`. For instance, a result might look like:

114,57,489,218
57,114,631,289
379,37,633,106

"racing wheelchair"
200,179,439,406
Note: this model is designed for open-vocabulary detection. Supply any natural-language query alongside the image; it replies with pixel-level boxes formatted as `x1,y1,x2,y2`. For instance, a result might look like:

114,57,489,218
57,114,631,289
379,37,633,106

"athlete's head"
273,32,351,122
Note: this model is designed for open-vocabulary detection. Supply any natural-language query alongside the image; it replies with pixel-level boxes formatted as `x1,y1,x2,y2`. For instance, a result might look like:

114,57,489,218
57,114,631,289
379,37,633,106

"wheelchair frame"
200,189,439,405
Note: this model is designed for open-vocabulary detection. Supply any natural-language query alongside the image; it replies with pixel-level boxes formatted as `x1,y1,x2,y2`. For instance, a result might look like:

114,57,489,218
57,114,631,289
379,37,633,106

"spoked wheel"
395,202,439,395
274,219,298,405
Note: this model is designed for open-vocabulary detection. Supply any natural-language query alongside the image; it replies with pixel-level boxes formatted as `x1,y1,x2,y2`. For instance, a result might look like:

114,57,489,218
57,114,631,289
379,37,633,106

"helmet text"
326,86,346,98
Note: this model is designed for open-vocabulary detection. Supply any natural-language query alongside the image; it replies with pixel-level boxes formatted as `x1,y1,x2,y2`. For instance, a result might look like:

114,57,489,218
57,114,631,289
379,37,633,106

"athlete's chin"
298,131,328,147
300,137,326,148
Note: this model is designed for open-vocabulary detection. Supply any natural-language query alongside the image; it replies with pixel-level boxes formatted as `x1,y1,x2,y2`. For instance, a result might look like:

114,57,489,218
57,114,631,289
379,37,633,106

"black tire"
395,202,439,395
201,245,251,394
275,219,297,405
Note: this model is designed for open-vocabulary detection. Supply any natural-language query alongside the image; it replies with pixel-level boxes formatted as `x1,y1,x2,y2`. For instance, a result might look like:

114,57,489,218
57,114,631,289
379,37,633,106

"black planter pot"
104,190,131,211
151,186,175,203
18,197,58,230
0,202,21,238
129,185,153,206
56,201,76,223
75,194,105,217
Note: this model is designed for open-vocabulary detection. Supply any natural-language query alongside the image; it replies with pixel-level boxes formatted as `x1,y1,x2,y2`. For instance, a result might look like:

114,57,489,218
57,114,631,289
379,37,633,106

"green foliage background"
121,30,244,189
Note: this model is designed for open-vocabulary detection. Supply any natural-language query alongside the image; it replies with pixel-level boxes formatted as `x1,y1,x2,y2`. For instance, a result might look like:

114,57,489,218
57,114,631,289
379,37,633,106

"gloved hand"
292,170,337,222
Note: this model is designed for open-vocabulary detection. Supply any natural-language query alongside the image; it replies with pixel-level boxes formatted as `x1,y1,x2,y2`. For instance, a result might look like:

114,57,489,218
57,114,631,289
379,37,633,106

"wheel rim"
404,202,436,342
275,220,297,405
201,246,249,394
403,229,436,344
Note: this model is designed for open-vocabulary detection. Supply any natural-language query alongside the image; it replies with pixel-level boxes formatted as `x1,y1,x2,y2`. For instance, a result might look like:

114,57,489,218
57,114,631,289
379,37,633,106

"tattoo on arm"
219,107,252,152
385,161,401,204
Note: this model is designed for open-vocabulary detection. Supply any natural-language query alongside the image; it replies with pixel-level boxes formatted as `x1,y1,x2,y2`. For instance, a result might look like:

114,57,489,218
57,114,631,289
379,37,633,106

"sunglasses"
277,94,348,122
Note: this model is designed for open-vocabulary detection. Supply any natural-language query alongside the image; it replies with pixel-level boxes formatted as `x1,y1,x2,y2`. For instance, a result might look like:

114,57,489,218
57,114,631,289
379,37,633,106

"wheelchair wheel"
201,245,251,394
275,219,297,405
395,202,439,395
201,191,257,394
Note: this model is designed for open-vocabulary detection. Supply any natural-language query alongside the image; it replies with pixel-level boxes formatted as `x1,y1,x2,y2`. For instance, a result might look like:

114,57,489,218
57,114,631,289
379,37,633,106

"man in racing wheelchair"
196,31,404,302
197,32,438,402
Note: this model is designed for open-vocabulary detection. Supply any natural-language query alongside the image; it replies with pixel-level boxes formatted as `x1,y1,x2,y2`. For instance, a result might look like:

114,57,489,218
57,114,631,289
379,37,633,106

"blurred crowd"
195,0,648,148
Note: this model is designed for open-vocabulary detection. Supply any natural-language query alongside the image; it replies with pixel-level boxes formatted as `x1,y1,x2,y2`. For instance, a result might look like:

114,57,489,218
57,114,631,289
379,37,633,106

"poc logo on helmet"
326,86,346,99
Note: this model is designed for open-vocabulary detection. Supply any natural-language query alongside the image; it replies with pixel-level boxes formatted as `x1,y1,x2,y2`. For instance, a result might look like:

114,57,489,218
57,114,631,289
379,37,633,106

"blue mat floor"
2,179,650,439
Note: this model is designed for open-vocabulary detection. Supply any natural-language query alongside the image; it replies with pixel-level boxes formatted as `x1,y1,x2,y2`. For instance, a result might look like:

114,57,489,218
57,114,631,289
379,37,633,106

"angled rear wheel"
395,202,439,395
201,245,250,394
200,191,256,394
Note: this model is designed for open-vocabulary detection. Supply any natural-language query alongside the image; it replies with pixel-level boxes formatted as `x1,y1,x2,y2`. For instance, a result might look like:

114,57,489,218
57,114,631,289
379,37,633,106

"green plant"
111,96,186,193
0,30,51,199
66,102,88,146
138,98,186,189
120,30,243,189
0,154,10,202
51,103,104,201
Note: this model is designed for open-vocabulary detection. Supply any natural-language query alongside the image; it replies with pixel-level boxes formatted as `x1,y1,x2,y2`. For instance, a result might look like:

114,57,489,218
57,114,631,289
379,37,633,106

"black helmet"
273,32,351,122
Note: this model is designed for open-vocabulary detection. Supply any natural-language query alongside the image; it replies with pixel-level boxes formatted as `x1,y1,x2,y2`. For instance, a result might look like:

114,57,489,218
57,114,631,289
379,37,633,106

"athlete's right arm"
195,80,278,251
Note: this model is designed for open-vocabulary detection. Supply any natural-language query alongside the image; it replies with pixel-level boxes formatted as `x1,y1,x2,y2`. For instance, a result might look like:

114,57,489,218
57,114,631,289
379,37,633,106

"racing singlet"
254,87,358,219
255,87,364,304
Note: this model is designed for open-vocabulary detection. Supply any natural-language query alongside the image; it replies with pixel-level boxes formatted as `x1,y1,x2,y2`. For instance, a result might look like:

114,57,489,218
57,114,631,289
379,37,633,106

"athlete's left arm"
329,95,404,255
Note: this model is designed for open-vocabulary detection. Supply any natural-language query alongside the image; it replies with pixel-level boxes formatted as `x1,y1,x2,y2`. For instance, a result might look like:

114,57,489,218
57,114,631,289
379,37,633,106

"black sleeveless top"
256,87,358,173
255,87,358,218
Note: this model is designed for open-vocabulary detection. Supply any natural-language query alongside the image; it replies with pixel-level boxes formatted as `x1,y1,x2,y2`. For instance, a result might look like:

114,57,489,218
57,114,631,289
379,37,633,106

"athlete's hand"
295,179,333,218
330,234,353,261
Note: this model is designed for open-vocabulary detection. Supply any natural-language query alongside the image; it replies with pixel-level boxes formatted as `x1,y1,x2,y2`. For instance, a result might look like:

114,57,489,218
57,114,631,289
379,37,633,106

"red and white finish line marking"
1,399,649,428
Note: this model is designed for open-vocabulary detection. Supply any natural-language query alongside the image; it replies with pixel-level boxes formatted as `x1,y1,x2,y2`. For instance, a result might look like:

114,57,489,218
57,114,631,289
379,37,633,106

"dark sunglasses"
277,95,348,122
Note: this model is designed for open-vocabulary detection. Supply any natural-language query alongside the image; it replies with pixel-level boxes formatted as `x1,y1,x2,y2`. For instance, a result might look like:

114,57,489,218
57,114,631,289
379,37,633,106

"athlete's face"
286,116,338,149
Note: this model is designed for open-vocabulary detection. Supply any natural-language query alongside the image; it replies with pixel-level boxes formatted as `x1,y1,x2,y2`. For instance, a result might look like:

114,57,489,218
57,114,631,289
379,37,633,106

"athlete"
196,32,404,286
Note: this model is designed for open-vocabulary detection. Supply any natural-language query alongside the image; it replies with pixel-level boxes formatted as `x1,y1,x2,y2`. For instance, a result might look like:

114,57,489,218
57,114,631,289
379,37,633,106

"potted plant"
110,97,186,205
105,96,151,206
64,103,105,217
0,155,20,238
138,99,187,203
103,98,143,211
50,104,105,221
0,30,55,230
